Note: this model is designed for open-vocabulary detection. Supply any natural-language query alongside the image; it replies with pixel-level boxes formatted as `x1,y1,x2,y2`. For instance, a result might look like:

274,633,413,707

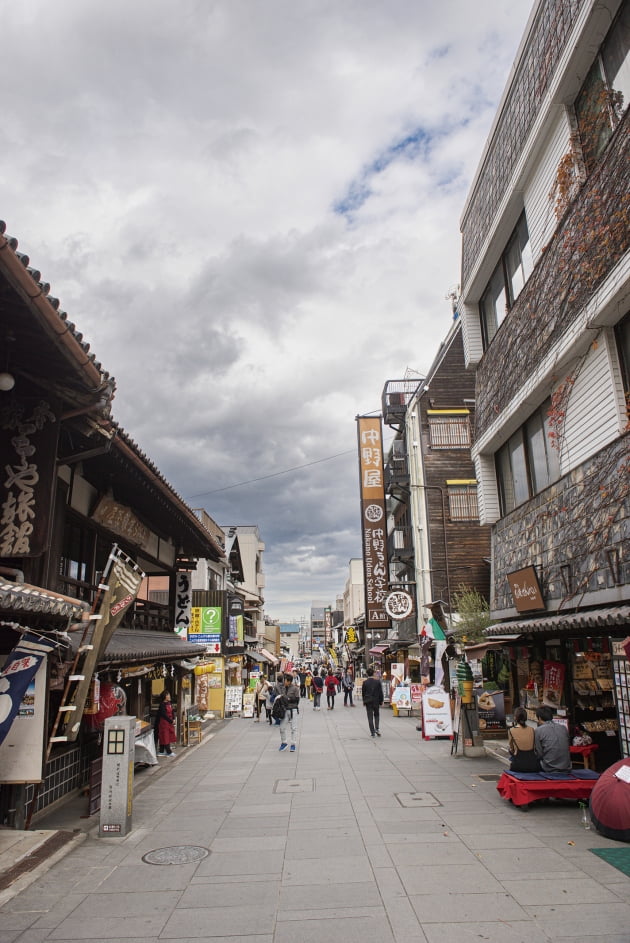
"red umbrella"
590,758,630,842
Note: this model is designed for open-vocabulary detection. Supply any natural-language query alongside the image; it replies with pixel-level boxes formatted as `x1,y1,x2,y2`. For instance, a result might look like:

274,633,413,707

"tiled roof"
99,629,206,664
0,578,89,621
0,221,116,408
485,605,630,637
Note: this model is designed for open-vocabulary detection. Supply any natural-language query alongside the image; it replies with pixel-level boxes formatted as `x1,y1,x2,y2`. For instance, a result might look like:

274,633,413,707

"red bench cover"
497,772,597,807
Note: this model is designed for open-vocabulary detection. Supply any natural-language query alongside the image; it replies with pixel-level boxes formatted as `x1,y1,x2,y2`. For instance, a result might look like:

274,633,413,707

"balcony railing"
388,525,414,563
381,379,423,427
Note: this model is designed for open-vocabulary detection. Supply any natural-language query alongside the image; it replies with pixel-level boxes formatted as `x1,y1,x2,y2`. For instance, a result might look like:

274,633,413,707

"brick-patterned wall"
475,108,629,443
492,435,629,611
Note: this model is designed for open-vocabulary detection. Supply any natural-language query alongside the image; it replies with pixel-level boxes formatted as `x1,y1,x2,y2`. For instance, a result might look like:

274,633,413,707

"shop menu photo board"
421,686,453,739
392,685,412,710
476,689,506,732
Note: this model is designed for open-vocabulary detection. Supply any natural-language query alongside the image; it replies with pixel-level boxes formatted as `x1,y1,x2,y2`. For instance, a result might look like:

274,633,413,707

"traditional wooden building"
380,317,492,678
0,221,225,825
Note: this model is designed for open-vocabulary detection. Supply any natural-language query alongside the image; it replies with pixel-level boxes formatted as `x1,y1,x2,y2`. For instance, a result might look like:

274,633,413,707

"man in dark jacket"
361,667,384,737
276,673,300,752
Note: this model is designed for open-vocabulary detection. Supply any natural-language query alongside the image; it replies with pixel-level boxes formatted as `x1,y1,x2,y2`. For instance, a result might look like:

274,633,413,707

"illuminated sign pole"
356,416,391,637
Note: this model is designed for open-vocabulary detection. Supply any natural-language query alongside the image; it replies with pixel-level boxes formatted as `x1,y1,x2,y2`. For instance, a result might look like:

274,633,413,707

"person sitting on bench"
508,707,540,772
534,706,571,775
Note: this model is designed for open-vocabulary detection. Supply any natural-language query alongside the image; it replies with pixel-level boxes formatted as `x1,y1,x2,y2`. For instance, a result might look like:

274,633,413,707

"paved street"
2,702,630,943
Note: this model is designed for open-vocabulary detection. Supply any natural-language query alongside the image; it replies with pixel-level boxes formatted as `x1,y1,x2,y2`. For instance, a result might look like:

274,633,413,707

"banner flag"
0,633,57,745
63,546,144,741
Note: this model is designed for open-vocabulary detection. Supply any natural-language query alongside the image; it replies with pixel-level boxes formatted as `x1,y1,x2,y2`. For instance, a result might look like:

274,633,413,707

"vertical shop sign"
226,595,244,647
356,416,390,631
174,572,193,639
0,398,59,557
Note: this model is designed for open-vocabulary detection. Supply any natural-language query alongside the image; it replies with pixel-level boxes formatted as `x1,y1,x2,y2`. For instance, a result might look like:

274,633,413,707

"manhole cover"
396,792,441,808
475,774,501,782
274,778,314,793
142,845,210,865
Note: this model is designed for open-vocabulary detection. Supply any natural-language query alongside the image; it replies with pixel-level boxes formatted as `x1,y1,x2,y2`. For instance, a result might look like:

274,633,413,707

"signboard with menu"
225,686,244,714
421,686,453,739
392,685,412,710
476,689,506,732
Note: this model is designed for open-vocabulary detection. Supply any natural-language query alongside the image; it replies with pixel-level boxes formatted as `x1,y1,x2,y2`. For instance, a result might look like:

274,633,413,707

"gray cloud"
0,0,532,620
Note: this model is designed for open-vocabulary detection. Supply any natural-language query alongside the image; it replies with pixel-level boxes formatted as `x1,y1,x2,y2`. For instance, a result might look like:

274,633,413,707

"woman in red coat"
325,670,338,710
156,691,177,757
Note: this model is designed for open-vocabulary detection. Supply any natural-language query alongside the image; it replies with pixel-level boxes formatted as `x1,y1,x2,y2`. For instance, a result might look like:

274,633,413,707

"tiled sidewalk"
2,702,629,942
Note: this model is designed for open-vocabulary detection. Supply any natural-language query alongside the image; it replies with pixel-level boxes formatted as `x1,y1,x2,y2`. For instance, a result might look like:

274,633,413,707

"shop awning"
485,605,630,638
260,648,280,665
464,639,519,659
369,643,390,655
245,648,272,664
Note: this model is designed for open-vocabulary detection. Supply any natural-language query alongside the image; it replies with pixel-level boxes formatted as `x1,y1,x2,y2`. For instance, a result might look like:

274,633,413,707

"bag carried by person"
271,696,286,720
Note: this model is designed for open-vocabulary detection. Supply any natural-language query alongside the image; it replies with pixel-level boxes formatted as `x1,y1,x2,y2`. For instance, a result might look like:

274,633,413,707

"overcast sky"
1,0,533,622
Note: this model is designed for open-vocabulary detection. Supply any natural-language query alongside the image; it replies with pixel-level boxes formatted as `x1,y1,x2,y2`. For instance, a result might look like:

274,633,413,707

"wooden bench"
497,770,599,809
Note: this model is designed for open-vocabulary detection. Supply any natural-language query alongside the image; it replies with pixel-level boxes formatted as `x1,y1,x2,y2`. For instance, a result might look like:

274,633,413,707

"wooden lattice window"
447,481,479,521
427,410,471,449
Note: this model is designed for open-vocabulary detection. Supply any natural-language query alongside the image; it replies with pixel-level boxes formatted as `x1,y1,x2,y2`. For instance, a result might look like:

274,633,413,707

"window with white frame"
427,410,471,448
446,481,479,521
495,399,561,515
615,310,630,410
574,0,629,172
479,212,533,347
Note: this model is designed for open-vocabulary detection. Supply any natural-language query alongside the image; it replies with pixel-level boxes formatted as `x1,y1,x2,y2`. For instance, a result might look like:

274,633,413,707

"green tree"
451,586,493,643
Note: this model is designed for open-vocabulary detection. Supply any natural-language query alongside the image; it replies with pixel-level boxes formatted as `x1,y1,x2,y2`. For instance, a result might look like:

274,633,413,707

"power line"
187,448,356,499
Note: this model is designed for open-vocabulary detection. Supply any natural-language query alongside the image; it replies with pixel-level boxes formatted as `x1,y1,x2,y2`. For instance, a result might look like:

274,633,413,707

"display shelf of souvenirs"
581,718,619,733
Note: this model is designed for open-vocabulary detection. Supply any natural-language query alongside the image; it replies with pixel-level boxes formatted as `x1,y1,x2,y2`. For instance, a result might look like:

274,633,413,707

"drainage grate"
142,845,209,865
274,778,314,794
395,792,441,808
475,774,501,782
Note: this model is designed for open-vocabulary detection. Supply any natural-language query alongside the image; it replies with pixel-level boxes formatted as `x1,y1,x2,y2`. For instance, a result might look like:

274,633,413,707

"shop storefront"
480,608,630,769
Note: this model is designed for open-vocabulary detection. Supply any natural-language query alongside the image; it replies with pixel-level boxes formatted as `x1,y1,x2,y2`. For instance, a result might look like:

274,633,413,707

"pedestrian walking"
325,669,338,710
272,672,300,752
311,672,324,709
342,669,355,707
298,670,307,698
254,675,269,722
361,667,383,737
156,691,177,756
264,682,274,724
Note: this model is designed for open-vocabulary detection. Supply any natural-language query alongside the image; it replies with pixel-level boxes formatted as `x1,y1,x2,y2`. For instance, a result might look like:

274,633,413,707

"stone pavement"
2,700,630,943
